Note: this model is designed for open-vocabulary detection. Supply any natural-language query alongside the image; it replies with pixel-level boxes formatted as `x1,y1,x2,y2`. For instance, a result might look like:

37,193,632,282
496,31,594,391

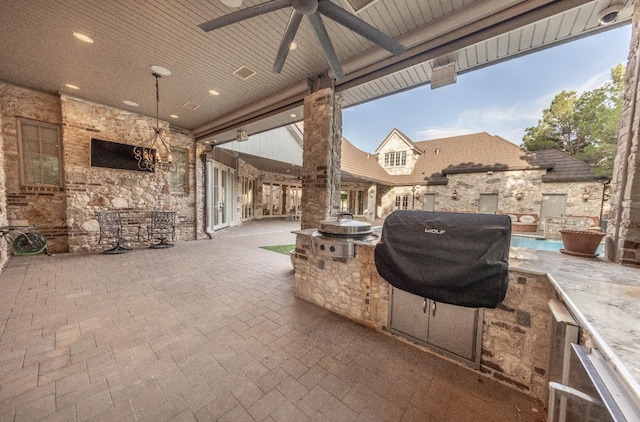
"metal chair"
148,211,176,249
97,211,131,254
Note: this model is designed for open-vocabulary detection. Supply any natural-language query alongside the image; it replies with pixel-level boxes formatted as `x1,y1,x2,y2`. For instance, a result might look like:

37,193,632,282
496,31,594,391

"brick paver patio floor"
0,219,545,421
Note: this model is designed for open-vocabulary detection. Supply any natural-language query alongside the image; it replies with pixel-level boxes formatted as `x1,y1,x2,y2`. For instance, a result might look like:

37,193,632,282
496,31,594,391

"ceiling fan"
199,0,406,80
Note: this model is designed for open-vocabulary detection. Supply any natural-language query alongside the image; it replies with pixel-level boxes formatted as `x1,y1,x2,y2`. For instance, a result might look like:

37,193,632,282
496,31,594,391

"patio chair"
148,211,176,249
97,211,131,254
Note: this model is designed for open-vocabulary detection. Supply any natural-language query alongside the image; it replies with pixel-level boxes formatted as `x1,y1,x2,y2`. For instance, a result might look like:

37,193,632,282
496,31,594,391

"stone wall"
607,1,640,267
0,96,7,269
482,270,556,401
544,217,599,240
367,182,377,222
0,85,204,256
0,83,68,253
292,231,389,328
376,132,419,176
60,95,200,252
377,170,604,221
293,232,557,402
301,89,342,229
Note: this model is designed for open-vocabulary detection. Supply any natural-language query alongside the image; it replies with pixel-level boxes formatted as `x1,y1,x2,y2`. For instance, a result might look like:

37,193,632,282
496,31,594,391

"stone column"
607,1,640,267
301,88,342,230
367,182,377,222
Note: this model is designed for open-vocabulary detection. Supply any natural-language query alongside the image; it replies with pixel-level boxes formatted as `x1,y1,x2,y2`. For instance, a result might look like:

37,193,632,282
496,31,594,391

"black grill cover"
375,211,511,308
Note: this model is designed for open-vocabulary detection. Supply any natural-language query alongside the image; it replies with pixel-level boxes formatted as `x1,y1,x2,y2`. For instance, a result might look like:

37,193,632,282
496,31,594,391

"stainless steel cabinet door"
389,287,482,367
389,287,429,342
427,301,479,361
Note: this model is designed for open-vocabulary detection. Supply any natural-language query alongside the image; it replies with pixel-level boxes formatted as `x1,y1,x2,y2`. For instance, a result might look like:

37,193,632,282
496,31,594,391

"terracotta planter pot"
559,230,605,256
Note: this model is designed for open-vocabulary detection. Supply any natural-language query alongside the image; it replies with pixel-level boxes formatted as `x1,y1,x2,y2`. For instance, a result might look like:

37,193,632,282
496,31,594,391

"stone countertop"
509,247,640,403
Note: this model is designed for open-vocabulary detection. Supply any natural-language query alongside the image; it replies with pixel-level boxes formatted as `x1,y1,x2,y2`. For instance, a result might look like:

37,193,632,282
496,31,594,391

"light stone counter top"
509,247,640,403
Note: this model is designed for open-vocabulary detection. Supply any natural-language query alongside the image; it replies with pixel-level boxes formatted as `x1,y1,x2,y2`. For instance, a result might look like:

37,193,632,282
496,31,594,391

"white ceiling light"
170,114,179,119
65,84,80,90
150,65,171,76
208,89,220,96
290,113,297,118
220,0,243,7
73,32,93,43
123,100,139,107
289,41,297,51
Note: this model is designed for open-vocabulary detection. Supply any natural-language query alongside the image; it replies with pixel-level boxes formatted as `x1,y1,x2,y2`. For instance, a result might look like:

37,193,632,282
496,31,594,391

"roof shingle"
341,131,558,186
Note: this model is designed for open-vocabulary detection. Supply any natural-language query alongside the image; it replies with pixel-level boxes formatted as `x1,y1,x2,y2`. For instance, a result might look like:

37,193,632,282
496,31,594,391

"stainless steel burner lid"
318,212,372,237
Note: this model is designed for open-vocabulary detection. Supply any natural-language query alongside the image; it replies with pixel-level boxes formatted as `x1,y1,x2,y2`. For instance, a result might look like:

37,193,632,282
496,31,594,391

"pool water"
372,227,605,254
510,235,605,254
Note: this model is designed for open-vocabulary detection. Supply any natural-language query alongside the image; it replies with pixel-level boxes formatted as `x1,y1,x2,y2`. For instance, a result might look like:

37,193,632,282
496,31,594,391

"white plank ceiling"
0,0,633,144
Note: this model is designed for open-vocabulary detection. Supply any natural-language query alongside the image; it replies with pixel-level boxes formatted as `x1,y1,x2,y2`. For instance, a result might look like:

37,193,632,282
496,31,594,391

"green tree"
521,64,624,178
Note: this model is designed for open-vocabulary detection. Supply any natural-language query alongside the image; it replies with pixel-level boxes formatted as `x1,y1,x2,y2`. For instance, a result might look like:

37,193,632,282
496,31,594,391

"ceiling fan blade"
307,13,344,80
199,0,291,32
273,10,303,73
317,0,405,56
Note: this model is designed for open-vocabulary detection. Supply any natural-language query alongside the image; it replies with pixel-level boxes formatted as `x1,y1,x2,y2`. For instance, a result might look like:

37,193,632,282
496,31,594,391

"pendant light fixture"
133,71,176,172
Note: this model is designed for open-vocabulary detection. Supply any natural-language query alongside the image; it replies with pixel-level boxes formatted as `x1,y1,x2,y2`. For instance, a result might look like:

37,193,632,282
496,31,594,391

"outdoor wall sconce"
583,188,590,201
451,190,458,200
411,185,421,209
515,191,524,201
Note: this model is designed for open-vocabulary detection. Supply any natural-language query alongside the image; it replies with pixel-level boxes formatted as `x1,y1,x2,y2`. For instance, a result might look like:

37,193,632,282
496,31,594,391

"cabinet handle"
423,298,427,314
432,301,437,317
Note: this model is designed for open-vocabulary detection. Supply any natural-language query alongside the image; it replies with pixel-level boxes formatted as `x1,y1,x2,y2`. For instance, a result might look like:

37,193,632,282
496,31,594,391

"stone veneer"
293,231,388,328
60,95,204,252
544,217,599,240
292,231,557,402
0,83,206,256
376,131,420,176
0,99,7,270
301,88,342,230
607,1,640,267
0,83,68,255
379,170,605,222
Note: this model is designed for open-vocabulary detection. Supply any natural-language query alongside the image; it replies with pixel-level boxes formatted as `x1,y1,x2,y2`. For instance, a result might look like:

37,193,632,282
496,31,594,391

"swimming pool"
372,227,604,254
510,235,605,254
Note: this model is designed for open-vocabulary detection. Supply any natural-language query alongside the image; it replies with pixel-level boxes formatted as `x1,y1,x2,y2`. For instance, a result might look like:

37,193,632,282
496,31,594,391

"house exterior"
339,129,607,233
223,126,607,234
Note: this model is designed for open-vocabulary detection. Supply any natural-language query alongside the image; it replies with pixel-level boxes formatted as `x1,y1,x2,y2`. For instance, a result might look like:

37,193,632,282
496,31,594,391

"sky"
341,25,632,153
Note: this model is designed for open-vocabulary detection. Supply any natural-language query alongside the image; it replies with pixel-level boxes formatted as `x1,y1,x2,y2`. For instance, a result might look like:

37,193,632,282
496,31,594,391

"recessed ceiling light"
208,90,220,96
73,32,93,43
289,41,297,51
170,114,179,119
65,84,80,90
290,113,297,118
123,100,139,107
150,65,171,76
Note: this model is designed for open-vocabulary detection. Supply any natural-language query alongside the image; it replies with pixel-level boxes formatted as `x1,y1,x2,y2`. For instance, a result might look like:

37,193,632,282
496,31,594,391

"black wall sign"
90,138,154,172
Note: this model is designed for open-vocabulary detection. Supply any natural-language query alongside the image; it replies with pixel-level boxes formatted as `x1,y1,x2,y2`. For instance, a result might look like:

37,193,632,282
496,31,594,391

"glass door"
242,176,254,220
208,161,235,231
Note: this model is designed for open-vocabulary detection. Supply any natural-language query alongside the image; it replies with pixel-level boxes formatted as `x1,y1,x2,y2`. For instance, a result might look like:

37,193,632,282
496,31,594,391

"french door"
207,161,235,231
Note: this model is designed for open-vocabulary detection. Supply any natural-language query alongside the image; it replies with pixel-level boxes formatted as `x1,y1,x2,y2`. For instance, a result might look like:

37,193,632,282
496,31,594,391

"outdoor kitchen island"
291,228,640,417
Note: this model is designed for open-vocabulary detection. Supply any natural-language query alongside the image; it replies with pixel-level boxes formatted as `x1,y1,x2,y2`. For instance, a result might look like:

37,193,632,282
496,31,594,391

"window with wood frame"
384,151,406,167
169,147,188,193
18,118,62,187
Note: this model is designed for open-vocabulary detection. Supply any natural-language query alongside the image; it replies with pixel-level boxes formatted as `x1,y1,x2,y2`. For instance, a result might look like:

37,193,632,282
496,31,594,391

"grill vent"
342,0,380,13
233,66,256,80
182,101,200,111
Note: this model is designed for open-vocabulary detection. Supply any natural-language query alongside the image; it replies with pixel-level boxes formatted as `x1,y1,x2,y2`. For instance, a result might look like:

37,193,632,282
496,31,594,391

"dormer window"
384,151,406,167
